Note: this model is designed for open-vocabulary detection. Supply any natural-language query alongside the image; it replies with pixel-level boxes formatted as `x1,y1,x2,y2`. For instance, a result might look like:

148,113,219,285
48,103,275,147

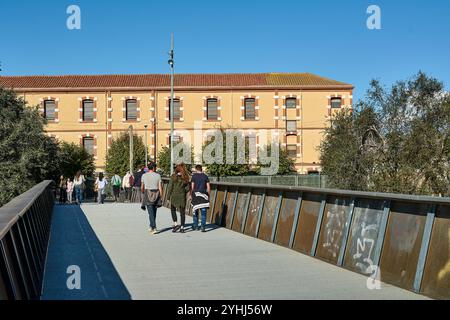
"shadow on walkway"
41,205,131,300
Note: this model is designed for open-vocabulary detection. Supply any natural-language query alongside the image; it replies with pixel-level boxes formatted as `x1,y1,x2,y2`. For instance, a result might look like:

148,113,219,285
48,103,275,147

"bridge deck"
41,203,427,300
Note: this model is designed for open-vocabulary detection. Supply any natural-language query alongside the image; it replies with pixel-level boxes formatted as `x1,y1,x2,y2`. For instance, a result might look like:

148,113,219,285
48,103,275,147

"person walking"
141,162,163,235
66,178,74,204
132,165,145,202
95,173,108,204
111,173,122,202
122,171,133,202
191,165,211,232
58,175,67,204
73,171,86,205
167,163,190,233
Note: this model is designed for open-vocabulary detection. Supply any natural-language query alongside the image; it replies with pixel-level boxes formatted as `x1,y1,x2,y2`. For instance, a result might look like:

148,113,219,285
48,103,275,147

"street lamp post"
144,124,148,166
168,33,175,175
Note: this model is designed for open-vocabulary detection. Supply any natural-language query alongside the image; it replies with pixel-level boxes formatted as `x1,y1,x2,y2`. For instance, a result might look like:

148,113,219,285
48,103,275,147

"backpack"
129,175,135,187
113,176,121,187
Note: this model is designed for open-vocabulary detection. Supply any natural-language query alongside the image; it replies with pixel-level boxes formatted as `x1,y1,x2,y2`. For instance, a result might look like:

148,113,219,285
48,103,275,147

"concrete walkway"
42,203,428,300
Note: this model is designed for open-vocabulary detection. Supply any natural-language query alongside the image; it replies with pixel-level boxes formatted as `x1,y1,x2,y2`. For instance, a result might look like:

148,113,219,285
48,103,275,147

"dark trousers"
171,205,186,227
113,186,120,200
125,187,132,201
147,204,157,229
59,188,67,203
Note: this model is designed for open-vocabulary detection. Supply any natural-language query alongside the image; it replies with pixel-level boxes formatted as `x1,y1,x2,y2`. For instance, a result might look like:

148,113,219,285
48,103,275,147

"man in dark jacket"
132,165,145,202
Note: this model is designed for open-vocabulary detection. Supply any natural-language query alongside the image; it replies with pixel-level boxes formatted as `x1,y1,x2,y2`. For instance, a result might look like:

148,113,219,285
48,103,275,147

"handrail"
0,180,55,300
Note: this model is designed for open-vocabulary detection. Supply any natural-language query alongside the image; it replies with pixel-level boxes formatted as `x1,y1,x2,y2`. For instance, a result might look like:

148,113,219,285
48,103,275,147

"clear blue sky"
1,0,449,100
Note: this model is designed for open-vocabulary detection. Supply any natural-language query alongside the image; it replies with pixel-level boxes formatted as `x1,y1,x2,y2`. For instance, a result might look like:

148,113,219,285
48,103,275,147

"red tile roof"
0,73,352,90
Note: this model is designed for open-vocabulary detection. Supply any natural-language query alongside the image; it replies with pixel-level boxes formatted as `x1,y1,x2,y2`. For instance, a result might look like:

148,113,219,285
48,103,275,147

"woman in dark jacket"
167,163,190,233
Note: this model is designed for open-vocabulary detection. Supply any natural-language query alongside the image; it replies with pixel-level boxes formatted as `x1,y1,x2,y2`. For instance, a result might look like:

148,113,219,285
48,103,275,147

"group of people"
56,163,211,234
58,170,86,205
141,162,210,234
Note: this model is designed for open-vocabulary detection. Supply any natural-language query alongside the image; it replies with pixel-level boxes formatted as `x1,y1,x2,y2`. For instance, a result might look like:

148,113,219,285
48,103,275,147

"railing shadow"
41,205,131,300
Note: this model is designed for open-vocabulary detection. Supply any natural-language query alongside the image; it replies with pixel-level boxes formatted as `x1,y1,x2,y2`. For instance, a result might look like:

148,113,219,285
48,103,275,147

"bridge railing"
0,180,54,300
161,179,450,300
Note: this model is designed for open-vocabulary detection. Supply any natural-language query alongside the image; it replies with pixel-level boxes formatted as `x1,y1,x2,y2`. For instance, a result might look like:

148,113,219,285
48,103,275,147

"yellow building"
0,73,353,173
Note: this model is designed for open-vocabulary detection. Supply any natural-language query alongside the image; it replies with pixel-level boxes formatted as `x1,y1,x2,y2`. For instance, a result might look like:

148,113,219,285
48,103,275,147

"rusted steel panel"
421,205,450,299
244,189,264,236
343,199,385,275
316,196,351,264
379,202,428,291
257,190,279,242
206,188,216,222
274,192,299,247
231,188,250,232
211,187,226,225
292,193,322,254
223,188,237,228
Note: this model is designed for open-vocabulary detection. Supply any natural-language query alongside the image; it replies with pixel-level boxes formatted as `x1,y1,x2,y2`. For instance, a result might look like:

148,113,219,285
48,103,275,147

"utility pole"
168,33,175,175
144,124,148,166
128,125,134,174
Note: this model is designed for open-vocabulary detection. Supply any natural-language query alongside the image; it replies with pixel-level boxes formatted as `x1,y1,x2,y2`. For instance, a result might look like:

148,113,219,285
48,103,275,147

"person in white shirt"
95,172,108,204
122,171,133,202
73,171,86,205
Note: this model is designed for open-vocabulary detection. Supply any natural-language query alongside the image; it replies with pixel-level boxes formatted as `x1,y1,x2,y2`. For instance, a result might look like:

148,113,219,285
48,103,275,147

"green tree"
0,87,59,206
256,144,296,175
58,142,95,179
320,72,450,196
105,133,145,177
202,128,250,177
157,143,194,176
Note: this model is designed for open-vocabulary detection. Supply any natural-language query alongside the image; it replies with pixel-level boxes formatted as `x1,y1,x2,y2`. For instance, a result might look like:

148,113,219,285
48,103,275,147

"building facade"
0,73,353,173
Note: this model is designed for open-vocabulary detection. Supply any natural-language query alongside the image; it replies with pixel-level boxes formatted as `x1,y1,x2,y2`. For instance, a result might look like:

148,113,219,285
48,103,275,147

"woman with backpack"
167,163,190,233
111,173,122,202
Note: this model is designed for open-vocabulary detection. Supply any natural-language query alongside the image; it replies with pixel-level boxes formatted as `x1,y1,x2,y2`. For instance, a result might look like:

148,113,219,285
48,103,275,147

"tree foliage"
105,133,146,177
320,72,450,196
0,87,59,206
58,142,95,179
256,144,296,175
157,143,194,176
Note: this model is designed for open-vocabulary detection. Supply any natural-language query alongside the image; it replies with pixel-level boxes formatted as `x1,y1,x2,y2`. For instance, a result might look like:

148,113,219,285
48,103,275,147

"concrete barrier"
162,178,450,299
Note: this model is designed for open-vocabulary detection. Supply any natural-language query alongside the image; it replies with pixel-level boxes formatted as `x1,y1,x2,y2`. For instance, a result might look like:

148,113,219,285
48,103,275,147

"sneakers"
148,228,159,234
201,226,206,233
180,227,185,233
192,225,198,231
172,225,180,233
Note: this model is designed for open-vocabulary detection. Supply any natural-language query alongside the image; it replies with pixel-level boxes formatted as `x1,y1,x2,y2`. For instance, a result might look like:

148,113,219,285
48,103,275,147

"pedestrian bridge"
0,180,449,300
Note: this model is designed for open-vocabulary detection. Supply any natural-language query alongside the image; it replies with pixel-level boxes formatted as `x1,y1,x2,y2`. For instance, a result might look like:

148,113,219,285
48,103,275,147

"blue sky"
1,0,449,100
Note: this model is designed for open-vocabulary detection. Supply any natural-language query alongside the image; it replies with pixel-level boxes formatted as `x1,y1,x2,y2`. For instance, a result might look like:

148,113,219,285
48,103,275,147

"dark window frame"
44,100,56,120
82,99,94,121
83,137,94,155
169,99,181,121
244,98,256,120
206,98,218,120
286,97,297,109
331,97,342,109
126,99,138,121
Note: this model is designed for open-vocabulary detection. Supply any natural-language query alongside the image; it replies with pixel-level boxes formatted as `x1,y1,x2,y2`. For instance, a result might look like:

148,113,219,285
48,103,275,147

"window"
244,98,256,120
82,100,94,121
83,137,94,155
286,120,297,132
169,99,181,121
206,98,218,120
169,135,181,145
331,98,342,109
286,98,297,109
44,100,56,120
126,99,137,120
286,145,297,158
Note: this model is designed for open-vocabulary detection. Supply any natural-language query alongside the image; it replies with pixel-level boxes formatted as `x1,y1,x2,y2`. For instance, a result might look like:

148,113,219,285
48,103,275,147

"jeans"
75,186,83,204
171,205,186,227
147,205,157,229
59,188,67,203
125,187,132,201
193,208,207,228
97,188,105,204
